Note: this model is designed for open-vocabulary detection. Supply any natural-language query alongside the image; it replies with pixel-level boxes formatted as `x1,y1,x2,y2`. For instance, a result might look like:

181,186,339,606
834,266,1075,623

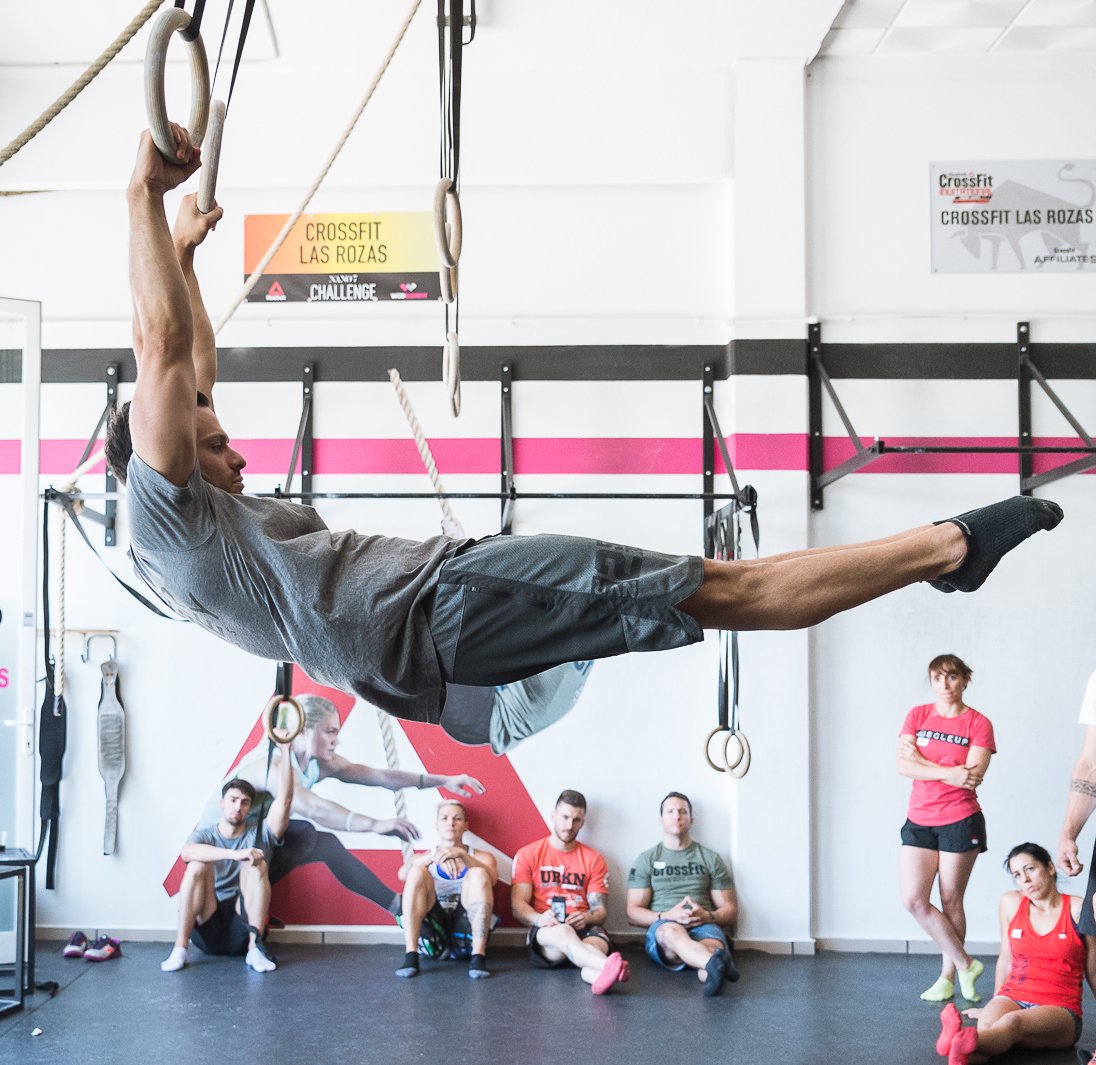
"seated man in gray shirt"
161,746,293,974
626,791,738,996
110,125,1063,750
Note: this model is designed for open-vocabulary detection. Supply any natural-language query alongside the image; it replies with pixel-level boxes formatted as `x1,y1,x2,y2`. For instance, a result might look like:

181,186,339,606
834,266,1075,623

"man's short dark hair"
104,392,210,486
555,789,586,811
221,778,255,801
104,401,134,485
660,791,692,816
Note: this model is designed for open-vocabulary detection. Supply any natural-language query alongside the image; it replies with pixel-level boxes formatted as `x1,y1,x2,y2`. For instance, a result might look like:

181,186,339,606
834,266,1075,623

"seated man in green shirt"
626,791,738,996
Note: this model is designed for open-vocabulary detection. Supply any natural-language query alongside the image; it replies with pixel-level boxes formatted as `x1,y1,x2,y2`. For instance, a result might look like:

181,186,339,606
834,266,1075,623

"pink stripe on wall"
3,434,1092,477
822,436,1096,476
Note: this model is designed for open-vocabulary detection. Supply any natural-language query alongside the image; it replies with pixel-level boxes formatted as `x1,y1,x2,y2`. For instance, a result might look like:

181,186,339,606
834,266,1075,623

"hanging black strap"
47,491,186,623
176,0,207,42
208,0,258,115
717,487,759,735
36,499,67,888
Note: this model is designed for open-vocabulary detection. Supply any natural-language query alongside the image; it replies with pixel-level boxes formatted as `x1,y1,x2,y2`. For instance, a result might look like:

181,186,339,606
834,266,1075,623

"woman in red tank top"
936,842,1096,1065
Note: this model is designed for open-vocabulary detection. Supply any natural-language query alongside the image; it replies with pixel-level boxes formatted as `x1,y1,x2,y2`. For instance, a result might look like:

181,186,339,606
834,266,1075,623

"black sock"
703,949,729,997
930,496,1063,593
395,951,420,978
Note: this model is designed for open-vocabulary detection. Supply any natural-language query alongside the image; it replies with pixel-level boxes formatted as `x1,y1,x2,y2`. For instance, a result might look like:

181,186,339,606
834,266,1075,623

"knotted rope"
387,368,465,538
0,0,169,169
375,709,414,866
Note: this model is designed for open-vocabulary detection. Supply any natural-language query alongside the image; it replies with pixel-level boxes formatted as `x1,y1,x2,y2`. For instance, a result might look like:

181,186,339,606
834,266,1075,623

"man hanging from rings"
106,126,1064,750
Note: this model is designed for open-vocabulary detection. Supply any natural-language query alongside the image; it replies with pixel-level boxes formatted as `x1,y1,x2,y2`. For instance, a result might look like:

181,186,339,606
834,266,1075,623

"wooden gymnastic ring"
722,729,751,779
443,330,462,417
144,7,210,160
439,262,458,305
262,694,304,745
196,99,225,214
704,726,731,773
433,178,462,268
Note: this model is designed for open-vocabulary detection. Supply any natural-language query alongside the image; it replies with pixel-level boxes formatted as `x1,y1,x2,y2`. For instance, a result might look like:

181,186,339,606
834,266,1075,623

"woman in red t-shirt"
936,842,1096,1065
898,654,996,1004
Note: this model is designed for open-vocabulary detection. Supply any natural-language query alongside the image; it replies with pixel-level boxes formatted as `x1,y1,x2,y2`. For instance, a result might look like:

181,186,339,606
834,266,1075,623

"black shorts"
527,924,613,969
190,895,250,957
428,534,704,687
900,811,987,854
394,900,478,960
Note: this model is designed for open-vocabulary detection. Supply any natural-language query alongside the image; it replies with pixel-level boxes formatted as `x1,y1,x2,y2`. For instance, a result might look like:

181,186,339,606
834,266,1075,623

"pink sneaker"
62,931,88,959
84,936,122,962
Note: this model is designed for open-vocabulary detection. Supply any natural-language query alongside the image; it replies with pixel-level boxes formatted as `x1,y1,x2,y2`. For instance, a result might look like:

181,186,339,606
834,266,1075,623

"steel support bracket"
1017,323,1096,494
280,364,314,498
500,362,515,534
702,362,715,541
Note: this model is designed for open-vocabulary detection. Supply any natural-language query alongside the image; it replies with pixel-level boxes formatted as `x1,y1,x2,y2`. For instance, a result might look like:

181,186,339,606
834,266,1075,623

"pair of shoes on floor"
63,931,122,962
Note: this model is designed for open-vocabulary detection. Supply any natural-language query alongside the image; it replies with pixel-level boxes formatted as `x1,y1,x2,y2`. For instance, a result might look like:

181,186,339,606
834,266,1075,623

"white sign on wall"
930,160,1096,273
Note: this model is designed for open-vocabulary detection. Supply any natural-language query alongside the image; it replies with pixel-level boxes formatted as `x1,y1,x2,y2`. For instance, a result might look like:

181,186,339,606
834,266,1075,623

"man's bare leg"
239,860,276,972
161,860,216,972
679,497,1063,630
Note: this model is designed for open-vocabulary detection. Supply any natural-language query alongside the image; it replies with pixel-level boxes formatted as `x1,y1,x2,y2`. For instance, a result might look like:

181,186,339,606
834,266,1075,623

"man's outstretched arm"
127,125,202,487
172,193,222,401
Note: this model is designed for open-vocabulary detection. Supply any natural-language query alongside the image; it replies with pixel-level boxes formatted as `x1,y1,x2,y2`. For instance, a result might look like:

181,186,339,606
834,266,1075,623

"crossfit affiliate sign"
244,212,441,302
931,161,1096,272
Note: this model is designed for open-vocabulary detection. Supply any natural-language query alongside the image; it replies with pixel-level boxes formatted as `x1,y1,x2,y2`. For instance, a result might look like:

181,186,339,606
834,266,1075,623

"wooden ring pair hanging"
434,178,462,303
704,725,751,778
262,694,304,745
143,7,224,215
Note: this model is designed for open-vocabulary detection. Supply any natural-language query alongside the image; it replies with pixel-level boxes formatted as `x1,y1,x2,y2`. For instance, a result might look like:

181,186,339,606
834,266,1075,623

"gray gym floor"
0,943,1088,1065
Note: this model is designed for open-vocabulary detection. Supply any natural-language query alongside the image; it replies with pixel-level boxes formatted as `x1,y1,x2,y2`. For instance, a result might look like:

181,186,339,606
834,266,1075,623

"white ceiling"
821,0,1096,56
0,0,1091,194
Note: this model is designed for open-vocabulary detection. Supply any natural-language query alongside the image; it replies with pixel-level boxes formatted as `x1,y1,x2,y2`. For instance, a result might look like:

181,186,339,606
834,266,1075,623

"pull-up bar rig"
266,362,746,544
51,360,745,554
809,320,1096,509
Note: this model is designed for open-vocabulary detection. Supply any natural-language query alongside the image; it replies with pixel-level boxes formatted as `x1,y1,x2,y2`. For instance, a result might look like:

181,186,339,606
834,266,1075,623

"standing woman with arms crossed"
898,654,996,1004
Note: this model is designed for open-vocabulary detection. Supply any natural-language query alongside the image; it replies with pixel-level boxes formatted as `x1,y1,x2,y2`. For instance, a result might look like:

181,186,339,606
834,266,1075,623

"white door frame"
0,297,42,849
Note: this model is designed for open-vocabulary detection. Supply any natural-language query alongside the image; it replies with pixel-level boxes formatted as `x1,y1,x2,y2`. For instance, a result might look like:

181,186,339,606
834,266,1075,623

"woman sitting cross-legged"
936,842,1096,1065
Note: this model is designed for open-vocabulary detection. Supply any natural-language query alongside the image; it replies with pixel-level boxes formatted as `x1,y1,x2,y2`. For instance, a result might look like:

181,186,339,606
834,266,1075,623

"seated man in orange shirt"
511,789,628,995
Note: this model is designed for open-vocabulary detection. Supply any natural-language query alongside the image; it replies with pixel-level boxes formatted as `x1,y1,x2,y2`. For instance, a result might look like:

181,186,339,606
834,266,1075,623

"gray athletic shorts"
427,534,704,686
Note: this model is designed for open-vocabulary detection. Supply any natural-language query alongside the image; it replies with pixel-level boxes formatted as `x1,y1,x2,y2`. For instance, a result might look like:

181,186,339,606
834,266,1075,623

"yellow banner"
244,212,438,274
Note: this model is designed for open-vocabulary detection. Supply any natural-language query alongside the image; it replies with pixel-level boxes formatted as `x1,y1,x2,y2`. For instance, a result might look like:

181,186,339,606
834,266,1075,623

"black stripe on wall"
0,339,1092,383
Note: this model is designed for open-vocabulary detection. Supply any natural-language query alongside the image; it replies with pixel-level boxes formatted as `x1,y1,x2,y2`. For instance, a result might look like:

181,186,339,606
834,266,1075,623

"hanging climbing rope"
388,368,465,537
375,711,415,867
0,0,169,169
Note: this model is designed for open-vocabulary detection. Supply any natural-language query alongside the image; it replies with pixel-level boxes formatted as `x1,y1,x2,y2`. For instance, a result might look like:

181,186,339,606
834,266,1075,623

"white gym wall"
0,2,1091,955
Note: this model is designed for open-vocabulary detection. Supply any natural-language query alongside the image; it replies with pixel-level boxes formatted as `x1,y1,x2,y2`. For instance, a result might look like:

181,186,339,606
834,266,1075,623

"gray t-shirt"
126,455,467,723
187,819,280,901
